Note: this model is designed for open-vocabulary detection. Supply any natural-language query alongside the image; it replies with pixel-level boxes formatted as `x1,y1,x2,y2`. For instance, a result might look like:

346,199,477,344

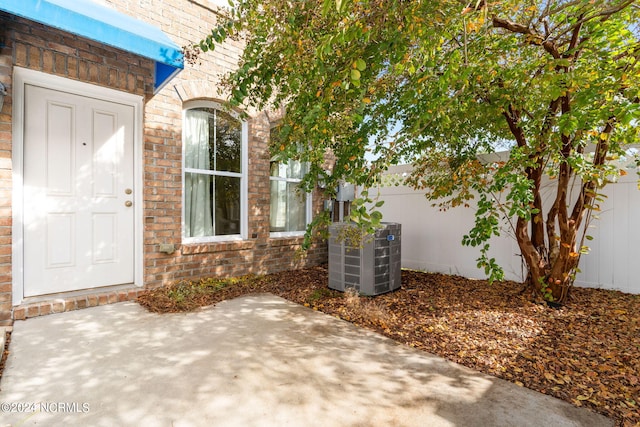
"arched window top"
183,99,243,119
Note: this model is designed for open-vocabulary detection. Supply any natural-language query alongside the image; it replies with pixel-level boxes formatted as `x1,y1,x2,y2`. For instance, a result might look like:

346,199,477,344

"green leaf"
356,59,366,71
371,210,383,226
554,58,572,68
322,0,332,15
350,69,361,81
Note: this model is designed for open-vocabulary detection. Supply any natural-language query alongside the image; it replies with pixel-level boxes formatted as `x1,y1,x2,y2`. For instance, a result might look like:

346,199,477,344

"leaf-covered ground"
138,265,640,426
0,330,9,384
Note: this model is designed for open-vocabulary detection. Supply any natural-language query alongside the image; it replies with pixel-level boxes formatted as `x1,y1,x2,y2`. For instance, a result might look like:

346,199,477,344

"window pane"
270,159,306,179
270,161,282,178
287,161,306,180
186,107,242,173
270,180,286,231
214,175,241,235
270,180,306,233
287,182,307,231
184,172,213,238
184,110,212,171
215,110,241,173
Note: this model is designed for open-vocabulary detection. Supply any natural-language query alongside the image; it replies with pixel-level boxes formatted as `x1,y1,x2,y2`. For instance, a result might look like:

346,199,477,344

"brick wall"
0,1,327,322
1,13,154,96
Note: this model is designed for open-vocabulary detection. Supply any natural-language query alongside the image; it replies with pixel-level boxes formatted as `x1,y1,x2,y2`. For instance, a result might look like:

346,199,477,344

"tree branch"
492,16,560,58
551,0,636,45
494,1,635,60
502,104,527,147
570,119,615,224
545,0,596,19
566,16,583,55
591,0,637,21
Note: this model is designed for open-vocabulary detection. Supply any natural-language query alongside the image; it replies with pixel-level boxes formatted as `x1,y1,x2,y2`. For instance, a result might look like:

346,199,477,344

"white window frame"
181,100,248,243
269,159,312,238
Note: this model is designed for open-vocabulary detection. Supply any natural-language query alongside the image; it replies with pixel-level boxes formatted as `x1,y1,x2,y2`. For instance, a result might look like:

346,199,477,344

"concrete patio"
0,295,611,426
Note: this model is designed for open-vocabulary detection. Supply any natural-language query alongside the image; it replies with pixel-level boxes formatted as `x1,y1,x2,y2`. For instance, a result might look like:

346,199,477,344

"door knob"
125,188,132,195
125,201,133,207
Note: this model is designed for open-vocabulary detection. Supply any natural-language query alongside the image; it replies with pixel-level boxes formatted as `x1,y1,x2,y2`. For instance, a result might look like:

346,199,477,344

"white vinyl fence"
371,160,640,295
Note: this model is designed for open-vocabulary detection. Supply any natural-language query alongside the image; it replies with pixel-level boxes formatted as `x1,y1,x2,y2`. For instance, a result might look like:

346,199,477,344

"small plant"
307,287,333,304
540,277,555,303
342,287,391,328
364,299,392,328
167,280,198,305
140,275,261,312
344,287,361,308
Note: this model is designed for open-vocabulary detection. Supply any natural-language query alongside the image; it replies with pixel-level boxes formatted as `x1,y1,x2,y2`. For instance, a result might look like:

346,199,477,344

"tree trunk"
520,244,576,304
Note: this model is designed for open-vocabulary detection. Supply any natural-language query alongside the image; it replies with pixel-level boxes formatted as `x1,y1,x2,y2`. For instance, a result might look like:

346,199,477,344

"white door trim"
12,67,145,305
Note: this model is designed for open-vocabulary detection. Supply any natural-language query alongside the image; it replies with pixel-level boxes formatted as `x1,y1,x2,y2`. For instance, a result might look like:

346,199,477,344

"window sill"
181,240,256,255
269,231,305,238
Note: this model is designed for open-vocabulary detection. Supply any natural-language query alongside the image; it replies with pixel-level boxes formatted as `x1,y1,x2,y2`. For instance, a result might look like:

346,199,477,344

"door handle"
125,201,133,207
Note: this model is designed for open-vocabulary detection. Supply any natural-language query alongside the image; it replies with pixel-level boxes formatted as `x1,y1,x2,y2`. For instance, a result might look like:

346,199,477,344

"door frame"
12,67,145,305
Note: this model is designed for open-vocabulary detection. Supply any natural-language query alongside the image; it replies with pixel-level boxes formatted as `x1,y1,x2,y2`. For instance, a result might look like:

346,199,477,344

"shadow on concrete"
0,295,611,426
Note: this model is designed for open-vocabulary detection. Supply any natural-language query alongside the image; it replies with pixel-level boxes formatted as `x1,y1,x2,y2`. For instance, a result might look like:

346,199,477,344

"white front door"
23,84,135,297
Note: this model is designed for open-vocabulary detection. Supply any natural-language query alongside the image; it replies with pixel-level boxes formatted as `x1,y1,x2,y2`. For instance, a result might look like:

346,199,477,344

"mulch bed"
139,265,639,426
0,330,10,385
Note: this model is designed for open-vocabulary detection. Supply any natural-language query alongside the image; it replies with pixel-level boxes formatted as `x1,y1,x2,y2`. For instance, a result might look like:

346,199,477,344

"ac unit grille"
328,223,401,296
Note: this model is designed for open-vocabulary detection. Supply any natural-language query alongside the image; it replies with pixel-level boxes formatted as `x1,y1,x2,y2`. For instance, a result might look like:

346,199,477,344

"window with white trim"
269,158,311,236
183,103,247,241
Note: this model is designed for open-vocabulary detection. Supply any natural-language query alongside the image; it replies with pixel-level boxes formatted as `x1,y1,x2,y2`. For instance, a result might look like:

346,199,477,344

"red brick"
64,300,76,312
54,53,66,74
28,46,40,69
27,305,39,318
15,43,27,67
42,49,53,73
52,302,64,313
13,307,25,321
78,60,88,80
88,63,99,83
67,56,78,79
39,303,52,316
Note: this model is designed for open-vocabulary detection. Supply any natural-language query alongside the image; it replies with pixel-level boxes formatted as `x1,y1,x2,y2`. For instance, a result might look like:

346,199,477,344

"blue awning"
0,0,184,93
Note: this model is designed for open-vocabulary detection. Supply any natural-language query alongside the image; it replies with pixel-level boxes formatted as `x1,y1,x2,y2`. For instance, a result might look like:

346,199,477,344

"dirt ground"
139,265,638,426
